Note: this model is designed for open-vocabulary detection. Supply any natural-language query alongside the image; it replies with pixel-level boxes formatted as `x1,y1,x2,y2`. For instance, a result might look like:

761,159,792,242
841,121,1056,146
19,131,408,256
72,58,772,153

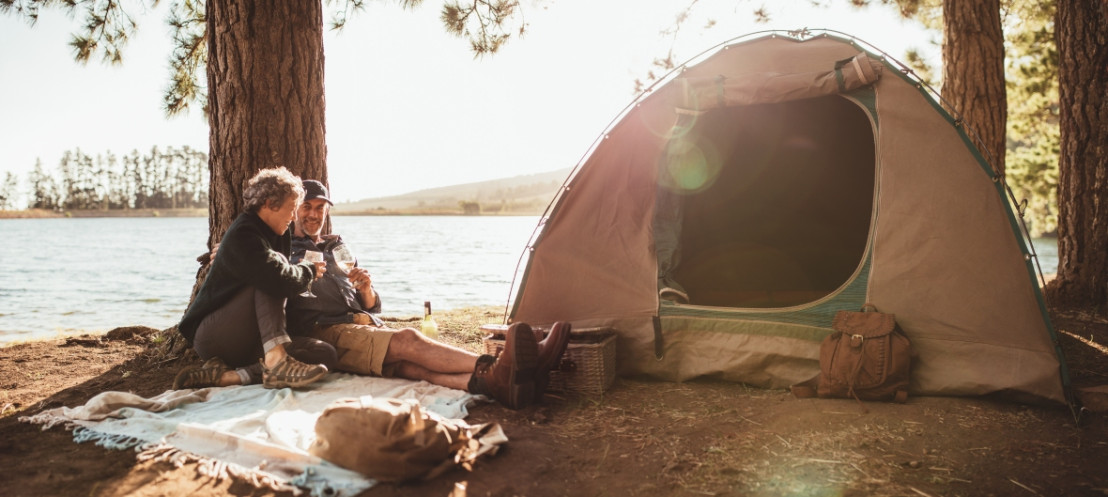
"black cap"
303,179,333,205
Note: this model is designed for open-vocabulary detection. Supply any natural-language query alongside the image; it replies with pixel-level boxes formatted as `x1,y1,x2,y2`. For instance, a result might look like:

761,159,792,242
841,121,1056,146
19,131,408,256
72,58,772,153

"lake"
0,216,541,345
0,216,1059,346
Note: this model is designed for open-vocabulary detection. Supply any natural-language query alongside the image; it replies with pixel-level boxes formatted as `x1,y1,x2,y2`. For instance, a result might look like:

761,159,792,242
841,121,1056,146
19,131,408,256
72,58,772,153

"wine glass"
300,250,325,297
332,244,357,275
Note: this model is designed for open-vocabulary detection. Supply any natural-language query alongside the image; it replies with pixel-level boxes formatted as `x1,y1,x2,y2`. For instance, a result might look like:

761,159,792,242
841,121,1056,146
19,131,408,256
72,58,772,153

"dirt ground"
1,306,1107,497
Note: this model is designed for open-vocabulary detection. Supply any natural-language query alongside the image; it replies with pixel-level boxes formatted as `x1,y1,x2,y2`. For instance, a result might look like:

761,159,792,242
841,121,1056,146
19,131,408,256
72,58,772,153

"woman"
175,167,332,389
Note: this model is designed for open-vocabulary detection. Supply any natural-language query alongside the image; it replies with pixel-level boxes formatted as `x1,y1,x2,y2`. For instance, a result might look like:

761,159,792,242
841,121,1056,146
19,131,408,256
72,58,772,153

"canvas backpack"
792,304,914,403
310,398,506,482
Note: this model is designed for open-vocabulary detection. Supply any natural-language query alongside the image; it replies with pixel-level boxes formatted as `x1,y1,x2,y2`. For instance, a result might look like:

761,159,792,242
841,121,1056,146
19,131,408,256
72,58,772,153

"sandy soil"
1,308,1106,497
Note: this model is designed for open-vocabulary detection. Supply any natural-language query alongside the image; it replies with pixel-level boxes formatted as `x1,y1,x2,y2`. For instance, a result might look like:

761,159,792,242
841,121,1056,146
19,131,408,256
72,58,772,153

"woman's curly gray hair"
243,167,305,212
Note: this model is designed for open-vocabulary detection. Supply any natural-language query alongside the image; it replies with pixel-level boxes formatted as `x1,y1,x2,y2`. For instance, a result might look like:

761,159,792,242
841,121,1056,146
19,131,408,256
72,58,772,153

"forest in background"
0,146,208,212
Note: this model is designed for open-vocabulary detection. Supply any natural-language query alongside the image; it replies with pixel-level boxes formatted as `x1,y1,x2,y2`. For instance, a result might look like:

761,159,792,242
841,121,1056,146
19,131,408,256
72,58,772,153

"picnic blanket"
20,373,501,496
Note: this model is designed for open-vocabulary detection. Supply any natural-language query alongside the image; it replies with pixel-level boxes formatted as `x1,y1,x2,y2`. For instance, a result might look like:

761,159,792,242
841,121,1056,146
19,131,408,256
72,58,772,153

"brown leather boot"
468,322,539,409
534,322,572,398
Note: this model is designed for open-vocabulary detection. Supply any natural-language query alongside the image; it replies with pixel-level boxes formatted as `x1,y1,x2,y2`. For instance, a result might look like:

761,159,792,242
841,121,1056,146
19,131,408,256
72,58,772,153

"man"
287,180,570,409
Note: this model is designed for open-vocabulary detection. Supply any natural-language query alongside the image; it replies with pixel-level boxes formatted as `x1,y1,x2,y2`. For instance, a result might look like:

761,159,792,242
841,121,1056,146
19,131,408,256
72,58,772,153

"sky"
0,0,939,205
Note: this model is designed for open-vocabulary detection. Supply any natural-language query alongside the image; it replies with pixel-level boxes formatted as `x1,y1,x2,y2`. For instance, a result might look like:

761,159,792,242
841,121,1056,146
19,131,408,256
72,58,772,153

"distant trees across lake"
1,146,208,211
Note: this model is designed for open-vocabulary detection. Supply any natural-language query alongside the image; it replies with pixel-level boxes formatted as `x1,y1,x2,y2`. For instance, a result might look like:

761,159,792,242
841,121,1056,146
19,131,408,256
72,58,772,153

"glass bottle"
421,301,439,339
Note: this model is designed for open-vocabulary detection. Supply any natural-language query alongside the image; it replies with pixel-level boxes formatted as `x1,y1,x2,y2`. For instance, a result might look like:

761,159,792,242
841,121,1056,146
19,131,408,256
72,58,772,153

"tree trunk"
169,0,328,357
206,0,328,250
1045,0,1108,315
175,0,330,339
940,0,1007,174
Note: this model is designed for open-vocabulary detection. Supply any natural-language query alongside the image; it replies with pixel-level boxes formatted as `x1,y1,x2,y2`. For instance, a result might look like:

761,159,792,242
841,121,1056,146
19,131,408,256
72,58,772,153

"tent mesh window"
670,95,875,308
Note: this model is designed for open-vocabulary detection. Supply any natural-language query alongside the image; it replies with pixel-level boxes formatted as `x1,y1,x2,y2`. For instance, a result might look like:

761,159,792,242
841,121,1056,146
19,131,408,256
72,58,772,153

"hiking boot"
469,322,539,409
173,357,231,390
261,355,329,389
533,322,572,398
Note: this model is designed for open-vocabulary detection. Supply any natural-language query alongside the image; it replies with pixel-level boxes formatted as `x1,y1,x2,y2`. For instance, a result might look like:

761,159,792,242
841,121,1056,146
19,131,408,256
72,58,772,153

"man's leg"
383,328,479,373
392,362,471,391
284,336,338,372
306,325,476,376
389,325,541,409
306,323,541,409
383,328,482,390
305,323,395,376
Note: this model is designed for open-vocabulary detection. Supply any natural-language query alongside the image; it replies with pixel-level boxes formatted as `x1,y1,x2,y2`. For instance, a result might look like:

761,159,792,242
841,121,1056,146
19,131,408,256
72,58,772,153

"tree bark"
1045,0,1108,315
940,0,1007,174
205,0,328,250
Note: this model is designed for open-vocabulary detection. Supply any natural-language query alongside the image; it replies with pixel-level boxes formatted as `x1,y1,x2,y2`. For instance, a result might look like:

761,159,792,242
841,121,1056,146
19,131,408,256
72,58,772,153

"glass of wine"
332,244,357,275
300,250,325,298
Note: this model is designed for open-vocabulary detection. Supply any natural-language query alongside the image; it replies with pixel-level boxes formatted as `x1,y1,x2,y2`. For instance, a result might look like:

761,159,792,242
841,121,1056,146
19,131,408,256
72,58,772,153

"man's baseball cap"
303,179,333,205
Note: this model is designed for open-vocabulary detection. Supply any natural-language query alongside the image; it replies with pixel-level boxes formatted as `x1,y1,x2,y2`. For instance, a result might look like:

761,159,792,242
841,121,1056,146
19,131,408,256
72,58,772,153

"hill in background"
332,167,572,215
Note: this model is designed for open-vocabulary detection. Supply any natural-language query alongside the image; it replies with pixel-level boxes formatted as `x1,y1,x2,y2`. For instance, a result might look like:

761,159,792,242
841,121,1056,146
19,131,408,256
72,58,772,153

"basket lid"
479,324,510,334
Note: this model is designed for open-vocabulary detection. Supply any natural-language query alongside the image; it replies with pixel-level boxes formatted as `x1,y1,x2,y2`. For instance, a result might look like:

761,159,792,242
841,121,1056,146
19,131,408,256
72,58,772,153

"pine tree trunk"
168,0,329,358
188,0,328,292
205,0,328,250
940,0,1006,173
1045,0,1108,316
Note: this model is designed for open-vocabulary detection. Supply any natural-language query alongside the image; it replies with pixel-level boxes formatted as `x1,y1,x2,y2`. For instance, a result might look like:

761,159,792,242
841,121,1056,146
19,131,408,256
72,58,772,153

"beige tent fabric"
512,111,666,325
867,73,1061,401
511,34,1065,404
676,52,883,111
517,37,875,325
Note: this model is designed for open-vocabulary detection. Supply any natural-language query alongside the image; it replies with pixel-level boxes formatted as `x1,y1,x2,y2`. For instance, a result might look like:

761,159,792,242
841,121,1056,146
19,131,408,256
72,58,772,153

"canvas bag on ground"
310,398,507,482
792,304,913,402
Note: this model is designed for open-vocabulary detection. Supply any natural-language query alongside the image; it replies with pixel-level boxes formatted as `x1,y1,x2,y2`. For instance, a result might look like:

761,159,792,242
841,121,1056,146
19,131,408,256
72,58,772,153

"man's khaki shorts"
306,323,396,377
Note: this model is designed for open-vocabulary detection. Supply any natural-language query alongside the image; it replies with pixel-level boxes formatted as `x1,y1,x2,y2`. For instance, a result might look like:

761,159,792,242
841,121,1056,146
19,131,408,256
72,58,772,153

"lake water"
0,216,1058,346
0,216,541,345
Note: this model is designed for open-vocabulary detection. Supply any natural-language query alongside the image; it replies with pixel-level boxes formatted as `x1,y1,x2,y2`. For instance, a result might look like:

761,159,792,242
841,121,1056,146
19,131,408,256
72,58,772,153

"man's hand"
347,267,373,291
352,313,373,326
347,267,378,309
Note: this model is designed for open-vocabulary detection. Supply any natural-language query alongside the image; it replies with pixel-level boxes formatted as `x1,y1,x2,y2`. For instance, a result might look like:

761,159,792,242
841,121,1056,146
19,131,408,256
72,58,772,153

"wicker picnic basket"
481,325,616,396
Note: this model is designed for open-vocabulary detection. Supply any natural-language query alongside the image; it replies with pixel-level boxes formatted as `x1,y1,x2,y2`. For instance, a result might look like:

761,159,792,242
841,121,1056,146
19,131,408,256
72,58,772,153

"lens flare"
661,136,722,194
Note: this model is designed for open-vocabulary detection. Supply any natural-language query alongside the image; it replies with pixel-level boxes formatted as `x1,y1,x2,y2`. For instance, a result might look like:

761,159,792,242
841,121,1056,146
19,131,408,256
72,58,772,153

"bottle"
421,301,439,339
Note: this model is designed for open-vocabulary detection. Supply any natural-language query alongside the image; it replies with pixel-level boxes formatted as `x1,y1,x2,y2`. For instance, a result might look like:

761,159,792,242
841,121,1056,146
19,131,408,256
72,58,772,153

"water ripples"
0,216,540,345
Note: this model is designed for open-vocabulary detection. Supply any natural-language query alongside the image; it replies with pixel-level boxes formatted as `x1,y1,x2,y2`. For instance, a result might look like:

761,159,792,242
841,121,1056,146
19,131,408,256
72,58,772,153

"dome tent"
508,31,1068,404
